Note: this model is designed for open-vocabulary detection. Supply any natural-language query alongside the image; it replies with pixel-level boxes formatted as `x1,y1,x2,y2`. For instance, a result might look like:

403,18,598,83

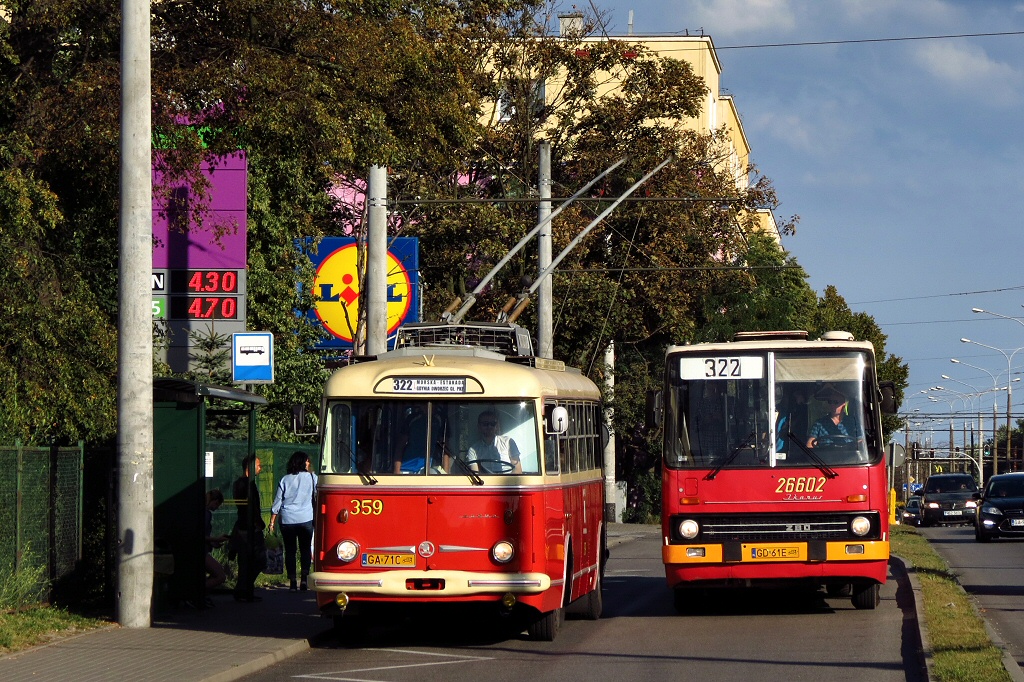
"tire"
527,606,562,641
975,526,992,542
528,546,571,641
851,583,879,610
581,570,603,620
673,588,706,615
826,583,852,598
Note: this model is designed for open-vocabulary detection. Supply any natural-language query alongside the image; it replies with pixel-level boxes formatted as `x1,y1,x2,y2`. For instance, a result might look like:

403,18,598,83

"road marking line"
295,648,495,681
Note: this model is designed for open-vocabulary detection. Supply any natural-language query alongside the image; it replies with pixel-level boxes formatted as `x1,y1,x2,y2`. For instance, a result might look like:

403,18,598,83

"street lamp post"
941,377,986,483
961,337,1024,475
952,358,1002,479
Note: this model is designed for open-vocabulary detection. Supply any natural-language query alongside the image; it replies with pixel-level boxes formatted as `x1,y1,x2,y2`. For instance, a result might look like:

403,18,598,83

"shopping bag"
263,531,283,574
264,547,284,575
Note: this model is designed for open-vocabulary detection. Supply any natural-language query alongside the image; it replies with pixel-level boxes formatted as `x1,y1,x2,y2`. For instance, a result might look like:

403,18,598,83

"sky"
588,0,1024,442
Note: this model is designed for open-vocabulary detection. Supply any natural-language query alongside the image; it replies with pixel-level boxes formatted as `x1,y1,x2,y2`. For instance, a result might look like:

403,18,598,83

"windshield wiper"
786,432,838,479
704,431,756,480
449,451,484,485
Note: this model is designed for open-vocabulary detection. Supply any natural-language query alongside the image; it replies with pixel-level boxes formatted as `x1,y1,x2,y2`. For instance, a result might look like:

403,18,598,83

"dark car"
901,497,922,526
921,473,978,527
975,472,1024,542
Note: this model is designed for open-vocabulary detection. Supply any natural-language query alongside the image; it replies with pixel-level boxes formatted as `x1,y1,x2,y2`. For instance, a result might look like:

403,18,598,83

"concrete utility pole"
537,142,553,359
366,165,387,355
603,341,617,521
118,0,154,628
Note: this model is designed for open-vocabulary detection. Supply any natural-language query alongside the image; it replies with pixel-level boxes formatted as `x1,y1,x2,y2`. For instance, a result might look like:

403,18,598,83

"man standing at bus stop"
230,455,266,602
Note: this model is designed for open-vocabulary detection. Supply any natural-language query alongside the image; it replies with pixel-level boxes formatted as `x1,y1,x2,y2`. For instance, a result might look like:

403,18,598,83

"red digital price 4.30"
169,270,240,294
169,296,239,320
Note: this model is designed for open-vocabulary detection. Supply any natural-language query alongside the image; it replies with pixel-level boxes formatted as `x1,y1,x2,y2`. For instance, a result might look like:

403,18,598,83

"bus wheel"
673,588,704,614
581,570,603,620
527,606,562,641
332,615,363,643
826,583,852,598
851,583,879,610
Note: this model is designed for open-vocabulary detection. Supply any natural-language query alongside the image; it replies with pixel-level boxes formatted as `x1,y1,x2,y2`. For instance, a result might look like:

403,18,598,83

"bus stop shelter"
153,378,267,608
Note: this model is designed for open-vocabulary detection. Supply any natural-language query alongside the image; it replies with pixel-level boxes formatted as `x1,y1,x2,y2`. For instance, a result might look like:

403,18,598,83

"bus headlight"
678,519,700,540
492,541,515,563
337,540,359,563
850,516,871,537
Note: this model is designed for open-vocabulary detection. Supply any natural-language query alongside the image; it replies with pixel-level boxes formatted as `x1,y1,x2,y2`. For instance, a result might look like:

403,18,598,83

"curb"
893,555,932,681
202,639,313,682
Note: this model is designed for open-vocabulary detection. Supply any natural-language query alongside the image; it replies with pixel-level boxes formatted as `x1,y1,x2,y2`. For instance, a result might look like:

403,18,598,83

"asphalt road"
239,527,925,682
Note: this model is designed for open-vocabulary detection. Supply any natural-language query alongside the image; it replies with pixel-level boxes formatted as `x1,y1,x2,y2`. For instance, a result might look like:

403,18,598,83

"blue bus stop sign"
232,332,274,383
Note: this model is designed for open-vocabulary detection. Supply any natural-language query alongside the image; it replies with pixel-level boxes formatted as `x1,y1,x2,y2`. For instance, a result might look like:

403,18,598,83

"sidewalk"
0,523,935,682
0,584,331,682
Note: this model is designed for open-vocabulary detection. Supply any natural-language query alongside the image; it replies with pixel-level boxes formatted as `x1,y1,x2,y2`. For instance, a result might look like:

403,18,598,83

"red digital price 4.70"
168,296,239,320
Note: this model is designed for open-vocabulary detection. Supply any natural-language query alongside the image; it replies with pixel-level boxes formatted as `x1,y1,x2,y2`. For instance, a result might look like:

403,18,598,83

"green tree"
1,0,540,443
0,132,117,444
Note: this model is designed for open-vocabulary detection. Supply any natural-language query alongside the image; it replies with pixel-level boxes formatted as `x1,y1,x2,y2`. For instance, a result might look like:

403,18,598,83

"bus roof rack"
732,330,809,342
396,322,535,357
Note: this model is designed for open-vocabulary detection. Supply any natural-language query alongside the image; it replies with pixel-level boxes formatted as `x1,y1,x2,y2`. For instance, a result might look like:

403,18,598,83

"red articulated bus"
653,330,896,611
309,322,606,640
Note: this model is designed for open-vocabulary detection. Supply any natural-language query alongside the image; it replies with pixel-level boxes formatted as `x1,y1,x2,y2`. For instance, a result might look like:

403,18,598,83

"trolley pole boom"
505,155,674,322
446,156,628,324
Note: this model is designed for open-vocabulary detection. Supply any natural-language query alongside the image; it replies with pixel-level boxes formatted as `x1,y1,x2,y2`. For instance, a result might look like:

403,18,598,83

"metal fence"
0,442,84,595
206,441,319,540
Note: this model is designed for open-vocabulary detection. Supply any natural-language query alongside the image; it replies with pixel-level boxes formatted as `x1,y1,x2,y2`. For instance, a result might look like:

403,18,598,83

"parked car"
921,473,978,527
901,497,922,526
975,472,1024,542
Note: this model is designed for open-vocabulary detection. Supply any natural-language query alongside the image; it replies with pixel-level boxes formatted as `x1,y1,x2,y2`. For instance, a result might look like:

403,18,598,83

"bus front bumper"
310,569,551,598
664,540,889,566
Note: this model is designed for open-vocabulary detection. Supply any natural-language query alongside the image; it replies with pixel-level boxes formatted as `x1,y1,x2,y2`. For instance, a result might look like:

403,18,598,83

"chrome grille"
669,513,879,543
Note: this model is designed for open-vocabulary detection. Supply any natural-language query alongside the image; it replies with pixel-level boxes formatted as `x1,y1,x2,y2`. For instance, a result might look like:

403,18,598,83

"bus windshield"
322,399,541,476
664,350,879,470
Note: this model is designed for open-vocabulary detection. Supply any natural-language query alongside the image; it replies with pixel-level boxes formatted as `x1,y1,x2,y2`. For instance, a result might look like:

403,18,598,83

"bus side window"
544,434,558,474
544,402,560,474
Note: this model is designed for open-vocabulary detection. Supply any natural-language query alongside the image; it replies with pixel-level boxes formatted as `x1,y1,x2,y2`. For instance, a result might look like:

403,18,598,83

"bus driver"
466,410,522,474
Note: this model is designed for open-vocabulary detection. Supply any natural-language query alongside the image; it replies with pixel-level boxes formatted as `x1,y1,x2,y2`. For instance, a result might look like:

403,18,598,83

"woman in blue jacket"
269,451,317,591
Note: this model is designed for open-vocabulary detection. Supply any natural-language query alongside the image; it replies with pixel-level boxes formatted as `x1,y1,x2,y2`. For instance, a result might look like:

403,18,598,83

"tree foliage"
0,1,909,459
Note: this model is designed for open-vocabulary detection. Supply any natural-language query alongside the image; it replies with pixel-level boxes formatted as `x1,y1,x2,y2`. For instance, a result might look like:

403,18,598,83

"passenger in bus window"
466,410,523,474
806,385,856,449
775,384,809,452
393,404,449,474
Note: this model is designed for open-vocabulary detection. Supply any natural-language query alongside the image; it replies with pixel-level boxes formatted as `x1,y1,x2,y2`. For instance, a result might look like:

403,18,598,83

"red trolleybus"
310,323,605,640
655,331,896,611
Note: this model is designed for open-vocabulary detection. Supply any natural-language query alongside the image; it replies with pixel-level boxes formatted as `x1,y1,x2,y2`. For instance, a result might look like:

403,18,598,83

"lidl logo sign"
304,237,419,350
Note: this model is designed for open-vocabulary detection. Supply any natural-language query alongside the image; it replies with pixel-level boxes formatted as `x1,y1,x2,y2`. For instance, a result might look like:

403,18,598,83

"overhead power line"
717,30,1024,50
632,30,1024,51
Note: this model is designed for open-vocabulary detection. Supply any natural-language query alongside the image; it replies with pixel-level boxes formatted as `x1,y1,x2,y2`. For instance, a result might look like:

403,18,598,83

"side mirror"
291,404,319,437
645,389,663,429
292,404,307,432
547,406,569,435
878,381,896,415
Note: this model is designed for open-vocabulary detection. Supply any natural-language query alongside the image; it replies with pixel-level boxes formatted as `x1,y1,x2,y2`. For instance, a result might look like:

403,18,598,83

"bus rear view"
657,331,896,612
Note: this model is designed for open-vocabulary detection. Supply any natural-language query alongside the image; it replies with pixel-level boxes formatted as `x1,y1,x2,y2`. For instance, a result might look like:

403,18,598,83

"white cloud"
685,0,799,36
910,40,1022,101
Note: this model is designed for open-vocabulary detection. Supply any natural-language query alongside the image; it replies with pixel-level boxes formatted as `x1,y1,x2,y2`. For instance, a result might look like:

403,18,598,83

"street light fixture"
951,357,1003,478
961,336,1024,475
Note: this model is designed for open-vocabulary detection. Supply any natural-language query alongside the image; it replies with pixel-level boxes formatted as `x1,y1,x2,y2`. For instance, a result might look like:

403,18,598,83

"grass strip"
892,524,1010,682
